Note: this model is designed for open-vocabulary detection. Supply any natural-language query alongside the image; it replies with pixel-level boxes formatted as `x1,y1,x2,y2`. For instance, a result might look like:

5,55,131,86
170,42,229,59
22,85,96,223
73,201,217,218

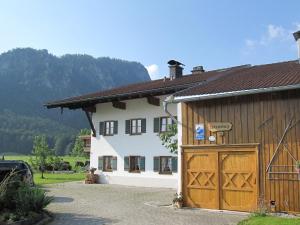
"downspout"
163,94,182,194
163,95,178,123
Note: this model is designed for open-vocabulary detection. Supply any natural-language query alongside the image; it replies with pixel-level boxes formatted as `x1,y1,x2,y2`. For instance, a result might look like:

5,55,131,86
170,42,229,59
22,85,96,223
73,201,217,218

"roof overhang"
168,84,300,103
45,83,198,109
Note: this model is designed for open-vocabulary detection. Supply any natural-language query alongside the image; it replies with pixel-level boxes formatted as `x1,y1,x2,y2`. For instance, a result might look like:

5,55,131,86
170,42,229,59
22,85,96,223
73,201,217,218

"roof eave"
171,84,300,103
45,83,196,109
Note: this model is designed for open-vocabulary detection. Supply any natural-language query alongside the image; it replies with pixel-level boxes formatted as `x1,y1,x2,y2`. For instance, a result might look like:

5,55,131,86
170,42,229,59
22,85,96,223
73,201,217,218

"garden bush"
0,171,22,210
15,184,53,216
0,171,53,223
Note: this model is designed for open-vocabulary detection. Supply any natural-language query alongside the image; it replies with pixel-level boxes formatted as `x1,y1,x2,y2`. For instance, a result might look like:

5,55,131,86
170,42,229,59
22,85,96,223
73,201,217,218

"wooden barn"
168,60,300,213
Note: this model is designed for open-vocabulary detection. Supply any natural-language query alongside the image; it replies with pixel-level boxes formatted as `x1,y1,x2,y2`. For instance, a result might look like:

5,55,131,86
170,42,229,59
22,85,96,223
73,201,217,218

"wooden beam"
83,109,96,137
112,101,126,110
83,105,96,113
147,96,160,106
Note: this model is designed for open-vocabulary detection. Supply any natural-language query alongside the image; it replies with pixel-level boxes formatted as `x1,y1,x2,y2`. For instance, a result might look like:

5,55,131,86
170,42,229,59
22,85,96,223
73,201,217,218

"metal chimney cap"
167,60,185,66
293,30,300,41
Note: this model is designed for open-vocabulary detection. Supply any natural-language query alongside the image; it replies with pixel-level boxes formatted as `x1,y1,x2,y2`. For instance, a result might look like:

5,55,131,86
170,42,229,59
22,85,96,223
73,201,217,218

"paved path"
46,182,247,225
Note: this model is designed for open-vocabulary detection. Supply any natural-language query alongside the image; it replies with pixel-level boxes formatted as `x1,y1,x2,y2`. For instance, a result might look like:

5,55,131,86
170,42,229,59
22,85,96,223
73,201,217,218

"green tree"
159,124,178,154
31,135,52,179
71,137,85,157
53,135,73,156
71,129,91,157
79,128,91,135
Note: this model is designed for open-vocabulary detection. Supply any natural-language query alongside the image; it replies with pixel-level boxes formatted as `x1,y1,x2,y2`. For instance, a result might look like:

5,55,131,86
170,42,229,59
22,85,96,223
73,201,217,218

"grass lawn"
5,155,87,168
34,172,85,185
238,215,300,225
4,155,87,186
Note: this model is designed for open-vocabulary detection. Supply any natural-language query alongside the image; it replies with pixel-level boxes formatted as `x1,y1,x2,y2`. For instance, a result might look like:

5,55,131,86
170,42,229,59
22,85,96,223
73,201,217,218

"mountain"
0,48,150,155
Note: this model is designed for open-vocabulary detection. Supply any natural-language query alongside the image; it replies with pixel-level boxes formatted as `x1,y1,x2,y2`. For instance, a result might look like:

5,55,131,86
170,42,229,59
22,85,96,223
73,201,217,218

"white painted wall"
90,96,178,188
177,102,183,193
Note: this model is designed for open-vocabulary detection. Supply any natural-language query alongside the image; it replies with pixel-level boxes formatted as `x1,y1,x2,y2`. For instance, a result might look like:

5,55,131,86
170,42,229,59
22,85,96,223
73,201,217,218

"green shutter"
99,122,104,135
141,119,146,133
153,118,160,133
112,157,117,170
125,120,130,134
140,156,145,171
124,156,129,171
114,121,118,134
98,156,103,170
172,157,178,173
153,157,160,172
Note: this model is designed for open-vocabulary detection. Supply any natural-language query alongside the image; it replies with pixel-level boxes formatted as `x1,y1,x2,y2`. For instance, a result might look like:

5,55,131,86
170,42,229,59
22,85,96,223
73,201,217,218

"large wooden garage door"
182,145,258,212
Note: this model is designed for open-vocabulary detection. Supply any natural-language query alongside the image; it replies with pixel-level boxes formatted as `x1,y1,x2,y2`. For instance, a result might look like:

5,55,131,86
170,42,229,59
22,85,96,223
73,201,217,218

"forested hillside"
0,48,150,155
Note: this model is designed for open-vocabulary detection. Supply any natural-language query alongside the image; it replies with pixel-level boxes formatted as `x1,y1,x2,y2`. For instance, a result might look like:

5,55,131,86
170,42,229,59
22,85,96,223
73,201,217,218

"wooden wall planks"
181,89,300,212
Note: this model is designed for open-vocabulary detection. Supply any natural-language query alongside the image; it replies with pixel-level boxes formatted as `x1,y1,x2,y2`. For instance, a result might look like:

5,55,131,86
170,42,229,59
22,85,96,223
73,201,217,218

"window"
124,156,145,173
105,121,114,135
160,156,172,174
131,119,142,134
103,156,113,171
98,156,117,171
83,138,91,148
125,119,146,135
153,117,176,133
99,121,118,136
160,117,173,132
153,156,177,174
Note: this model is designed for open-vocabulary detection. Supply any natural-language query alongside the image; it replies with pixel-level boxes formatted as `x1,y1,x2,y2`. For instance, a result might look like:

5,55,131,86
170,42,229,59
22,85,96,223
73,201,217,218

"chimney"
293,30,300,63
168,60,184,80
191,66,205,74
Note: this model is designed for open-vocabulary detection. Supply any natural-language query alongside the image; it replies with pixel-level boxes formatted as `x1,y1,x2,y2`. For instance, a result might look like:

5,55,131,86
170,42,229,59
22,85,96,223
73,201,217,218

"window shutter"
153,157,160,172
112,157,117,170
98,156,103,170
172,157,178,173
114,121,118,134
99,122,104,135
141,119,146,133
153,118,160,133
140,156,145,171
125,120,130,134
124,156,129,171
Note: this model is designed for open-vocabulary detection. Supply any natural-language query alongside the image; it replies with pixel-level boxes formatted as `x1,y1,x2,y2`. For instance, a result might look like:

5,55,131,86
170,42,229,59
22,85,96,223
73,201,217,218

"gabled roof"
45,65,247,109
173,60,300,102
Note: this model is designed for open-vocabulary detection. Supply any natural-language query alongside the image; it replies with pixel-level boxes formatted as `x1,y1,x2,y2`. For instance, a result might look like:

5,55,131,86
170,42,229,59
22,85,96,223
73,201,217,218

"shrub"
0,170,22,210
9,213,20,222
15,184,53,216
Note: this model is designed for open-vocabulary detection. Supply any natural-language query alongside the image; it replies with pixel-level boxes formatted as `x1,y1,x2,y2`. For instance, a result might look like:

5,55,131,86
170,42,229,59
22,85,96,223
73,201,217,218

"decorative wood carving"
112,101,126,110
83,106,96,113
147,96,160,106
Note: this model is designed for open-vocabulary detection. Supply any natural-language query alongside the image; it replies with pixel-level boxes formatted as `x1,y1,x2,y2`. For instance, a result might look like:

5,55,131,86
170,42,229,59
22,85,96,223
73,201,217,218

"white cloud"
146,64,160,80
243,23,300,55
267,24,285,39
245,39,256,48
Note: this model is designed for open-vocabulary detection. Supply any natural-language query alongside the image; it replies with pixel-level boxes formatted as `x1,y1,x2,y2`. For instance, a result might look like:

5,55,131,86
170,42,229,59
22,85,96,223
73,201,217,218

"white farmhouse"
46,60,230,188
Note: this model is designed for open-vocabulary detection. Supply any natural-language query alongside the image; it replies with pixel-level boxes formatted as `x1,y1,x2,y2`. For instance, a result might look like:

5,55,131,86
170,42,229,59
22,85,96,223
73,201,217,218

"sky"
0,0,300,79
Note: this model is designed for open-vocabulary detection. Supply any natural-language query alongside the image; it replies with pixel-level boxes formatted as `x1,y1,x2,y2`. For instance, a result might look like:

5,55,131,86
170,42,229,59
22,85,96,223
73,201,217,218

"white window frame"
104,121,114,136
160,117,172,132
131,119,142,135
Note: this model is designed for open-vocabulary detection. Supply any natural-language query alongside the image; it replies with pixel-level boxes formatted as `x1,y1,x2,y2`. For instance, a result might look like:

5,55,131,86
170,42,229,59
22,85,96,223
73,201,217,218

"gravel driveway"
46,182,246,225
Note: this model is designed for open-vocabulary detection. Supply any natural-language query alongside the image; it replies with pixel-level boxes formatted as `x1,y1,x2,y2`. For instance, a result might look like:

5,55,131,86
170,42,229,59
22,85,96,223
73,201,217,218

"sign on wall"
195,123,205,140
208,122,232,132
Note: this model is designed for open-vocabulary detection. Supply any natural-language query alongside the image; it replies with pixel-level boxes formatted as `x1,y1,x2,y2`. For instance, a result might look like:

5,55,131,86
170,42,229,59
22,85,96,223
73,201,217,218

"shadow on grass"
49,212,117,225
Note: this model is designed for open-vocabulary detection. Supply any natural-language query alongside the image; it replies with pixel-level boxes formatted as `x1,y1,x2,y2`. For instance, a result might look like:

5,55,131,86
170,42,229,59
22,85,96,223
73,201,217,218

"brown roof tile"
46,65,246,108
174,60,300,99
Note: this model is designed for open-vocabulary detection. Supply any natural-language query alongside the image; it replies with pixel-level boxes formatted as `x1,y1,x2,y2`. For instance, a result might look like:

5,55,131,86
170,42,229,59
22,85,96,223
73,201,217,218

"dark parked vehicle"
0,160,34,185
